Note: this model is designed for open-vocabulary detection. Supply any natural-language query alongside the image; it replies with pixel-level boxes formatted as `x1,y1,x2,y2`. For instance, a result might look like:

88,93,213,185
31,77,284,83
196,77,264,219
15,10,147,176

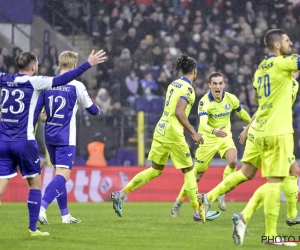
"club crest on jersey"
188,87,193,94
200,101,204,106
225,103,231,110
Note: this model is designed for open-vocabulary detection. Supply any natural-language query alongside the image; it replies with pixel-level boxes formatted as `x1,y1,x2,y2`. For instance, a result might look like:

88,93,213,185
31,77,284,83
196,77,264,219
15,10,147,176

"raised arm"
32,50,107,91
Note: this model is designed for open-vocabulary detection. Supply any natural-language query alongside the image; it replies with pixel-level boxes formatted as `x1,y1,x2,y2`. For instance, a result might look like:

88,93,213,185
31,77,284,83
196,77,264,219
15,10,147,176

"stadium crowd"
2,0,300,158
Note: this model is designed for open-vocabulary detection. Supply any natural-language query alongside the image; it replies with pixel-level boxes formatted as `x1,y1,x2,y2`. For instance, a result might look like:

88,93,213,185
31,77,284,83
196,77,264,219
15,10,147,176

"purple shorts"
0,140,41,179
46,145,76,170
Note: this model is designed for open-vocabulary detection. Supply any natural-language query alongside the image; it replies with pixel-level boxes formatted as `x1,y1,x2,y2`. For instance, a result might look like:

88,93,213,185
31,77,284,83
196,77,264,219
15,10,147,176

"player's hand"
39,112,47,122
213,126,227,138
88,49,107,66
192,132,204,145
238,126,248,145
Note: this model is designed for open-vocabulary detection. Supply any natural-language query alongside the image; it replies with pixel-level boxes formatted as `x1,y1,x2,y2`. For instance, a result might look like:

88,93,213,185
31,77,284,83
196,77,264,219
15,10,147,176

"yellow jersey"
251,55,300,137
198,91,241,138
154,77,195,143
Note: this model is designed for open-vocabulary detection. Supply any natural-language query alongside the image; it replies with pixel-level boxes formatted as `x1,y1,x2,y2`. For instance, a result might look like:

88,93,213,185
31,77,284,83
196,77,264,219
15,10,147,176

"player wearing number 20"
34,51,100,225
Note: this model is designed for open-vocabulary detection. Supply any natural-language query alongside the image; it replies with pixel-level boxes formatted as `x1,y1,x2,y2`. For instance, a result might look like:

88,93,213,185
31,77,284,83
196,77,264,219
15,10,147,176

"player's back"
0,73,51,141
154,77,195,143
41,80,81,146
251,55,299,137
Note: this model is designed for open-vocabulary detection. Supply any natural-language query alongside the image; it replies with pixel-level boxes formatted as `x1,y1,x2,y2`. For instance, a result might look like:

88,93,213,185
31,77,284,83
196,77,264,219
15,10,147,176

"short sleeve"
277,55,300,72
76,82,93,108
180,85,194,104
198,97,209,116
30,76,53,91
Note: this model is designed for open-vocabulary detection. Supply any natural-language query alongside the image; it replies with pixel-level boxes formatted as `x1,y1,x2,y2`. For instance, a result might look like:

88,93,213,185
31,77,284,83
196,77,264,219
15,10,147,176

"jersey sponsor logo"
199,111,207,116
171,81,183,88
225,103,231,110
209,112,230,118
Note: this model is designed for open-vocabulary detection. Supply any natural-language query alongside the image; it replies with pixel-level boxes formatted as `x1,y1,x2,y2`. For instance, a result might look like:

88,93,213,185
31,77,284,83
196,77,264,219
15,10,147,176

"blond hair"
58,51,78,70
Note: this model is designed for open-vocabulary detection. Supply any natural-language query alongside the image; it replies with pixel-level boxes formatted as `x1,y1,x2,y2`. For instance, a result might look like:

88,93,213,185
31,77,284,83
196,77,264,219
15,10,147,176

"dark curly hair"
174,54,196,75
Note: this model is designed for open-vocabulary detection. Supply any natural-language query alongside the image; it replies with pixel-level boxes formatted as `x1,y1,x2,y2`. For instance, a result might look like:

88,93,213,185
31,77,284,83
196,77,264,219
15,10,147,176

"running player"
201,73,299,228
171,72,251,217
229,29,300,246
0,50,106,236
110,54,207,222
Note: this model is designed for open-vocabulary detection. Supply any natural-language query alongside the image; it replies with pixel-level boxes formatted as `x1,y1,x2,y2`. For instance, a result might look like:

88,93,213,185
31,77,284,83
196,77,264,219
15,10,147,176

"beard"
280,47,292,56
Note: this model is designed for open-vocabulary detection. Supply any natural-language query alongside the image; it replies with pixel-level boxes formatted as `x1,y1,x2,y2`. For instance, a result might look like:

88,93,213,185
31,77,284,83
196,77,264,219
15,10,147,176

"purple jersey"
0,74,53,141
36,80,99,146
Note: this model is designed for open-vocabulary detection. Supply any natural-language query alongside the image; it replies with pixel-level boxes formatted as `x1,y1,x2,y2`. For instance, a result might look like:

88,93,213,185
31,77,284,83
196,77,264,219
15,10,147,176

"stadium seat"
135,97,151,113
148,98,164,125
107,156,118,166
117,149,137,166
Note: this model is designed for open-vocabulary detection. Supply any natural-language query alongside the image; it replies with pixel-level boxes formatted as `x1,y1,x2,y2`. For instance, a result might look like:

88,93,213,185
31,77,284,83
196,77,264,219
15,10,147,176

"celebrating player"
35,51,101,225
200,73,300,226
110,54,209,222
171,72,251,217
229,29,300,246
0,49,106,236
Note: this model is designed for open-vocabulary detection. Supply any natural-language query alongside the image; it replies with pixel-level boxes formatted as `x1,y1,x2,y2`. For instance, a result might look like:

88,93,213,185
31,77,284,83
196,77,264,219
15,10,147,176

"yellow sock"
207,170,248,204
177,168,197,201
183,170,199,210
242,183,266,224
283,176,298,219
123,167,162,194
264,182,283,237
177,185,186,201
223,165,237,179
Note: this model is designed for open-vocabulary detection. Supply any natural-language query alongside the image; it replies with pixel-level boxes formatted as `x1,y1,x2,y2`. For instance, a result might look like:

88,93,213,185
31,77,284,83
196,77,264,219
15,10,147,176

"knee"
228,160,238,169
289,162,299,176
196,172,204,182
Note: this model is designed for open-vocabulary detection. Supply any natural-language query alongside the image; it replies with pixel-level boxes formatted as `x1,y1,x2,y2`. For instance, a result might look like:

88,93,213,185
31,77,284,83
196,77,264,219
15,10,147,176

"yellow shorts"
241,135,261,169
148,139,193,169
255,134,294,177
194,137,236,172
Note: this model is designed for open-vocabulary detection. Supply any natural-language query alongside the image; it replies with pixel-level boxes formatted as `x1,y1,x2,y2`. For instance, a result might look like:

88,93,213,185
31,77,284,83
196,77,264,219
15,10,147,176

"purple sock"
27,189,41,231
41,175,66,210
56,184,69,216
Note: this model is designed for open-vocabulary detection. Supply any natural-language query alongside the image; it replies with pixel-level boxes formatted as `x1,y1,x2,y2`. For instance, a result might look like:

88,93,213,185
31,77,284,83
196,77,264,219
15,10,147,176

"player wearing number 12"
0,50,106,236
35,51,101,225
111,54,209,222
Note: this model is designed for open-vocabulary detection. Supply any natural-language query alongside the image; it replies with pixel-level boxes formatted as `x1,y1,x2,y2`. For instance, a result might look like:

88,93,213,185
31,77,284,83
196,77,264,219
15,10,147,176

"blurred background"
1,0,300,168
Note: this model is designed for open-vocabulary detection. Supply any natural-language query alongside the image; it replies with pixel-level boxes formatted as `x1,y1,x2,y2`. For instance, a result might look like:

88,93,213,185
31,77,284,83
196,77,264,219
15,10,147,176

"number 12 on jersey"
48,95,66,118
257,74,271,99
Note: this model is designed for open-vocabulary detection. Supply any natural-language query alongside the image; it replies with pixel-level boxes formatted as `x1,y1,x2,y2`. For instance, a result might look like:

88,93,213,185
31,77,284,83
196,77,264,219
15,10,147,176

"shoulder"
225,92,238,101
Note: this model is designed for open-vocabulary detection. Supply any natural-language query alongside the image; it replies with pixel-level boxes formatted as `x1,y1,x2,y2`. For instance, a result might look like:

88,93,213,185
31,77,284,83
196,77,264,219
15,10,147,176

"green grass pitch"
0,202,299,250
